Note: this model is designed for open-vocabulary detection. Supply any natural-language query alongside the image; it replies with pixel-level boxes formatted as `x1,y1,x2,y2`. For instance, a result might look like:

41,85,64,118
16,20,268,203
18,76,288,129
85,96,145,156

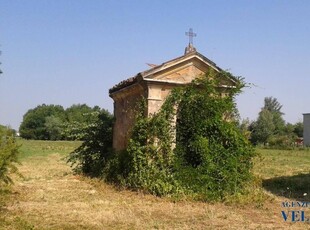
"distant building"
303,113,310,146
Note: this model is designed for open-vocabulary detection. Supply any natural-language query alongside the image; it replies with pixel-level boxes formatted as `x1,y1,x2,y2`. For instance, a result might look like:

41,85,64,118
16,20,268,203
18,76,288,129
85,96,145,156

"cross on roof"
185,28,197,45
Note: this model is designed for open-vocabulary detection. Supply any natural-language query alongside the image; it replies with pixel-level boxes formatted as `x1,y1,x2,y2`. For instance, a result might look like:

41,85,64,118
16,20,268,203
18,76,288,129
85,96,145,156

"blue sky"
1,0,310,129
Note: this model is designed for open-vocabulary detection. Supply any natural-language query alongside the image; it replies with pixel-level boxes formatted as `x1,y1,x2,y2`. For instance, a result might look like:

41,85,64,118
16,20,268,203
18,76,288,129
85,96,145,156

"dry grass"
254,148,310,179
1,142,310,229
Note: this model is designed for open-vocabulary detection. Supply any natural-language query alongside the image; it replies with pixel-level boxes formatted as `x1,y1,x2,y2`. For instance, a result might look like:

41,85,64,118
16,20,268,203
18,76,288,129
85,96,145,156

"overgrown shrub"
172,74,255,200
69,71,256,201
0,126,20,185
107,71,255,200
67,110,113,177
267,135,293,147
105,100,182,196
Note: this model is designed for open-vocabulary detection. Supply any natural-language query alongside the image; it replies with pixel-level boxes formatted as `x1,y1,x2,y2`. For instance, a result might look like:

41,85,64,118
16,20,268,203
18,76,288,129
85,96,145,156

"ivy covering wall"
68,70,256,201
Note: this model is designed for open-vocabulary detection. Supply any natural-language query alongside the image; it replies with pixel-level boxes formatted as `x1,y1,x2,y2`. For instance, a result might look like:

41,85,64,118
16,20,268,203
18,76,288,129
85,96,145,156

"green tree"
45,115,64,140
263,97,283,114
63,104,101,140
0,126,20,185
238,118,251,139
284,123,295,134
293,122,303,138
250,109,275,144
66,104,98,123
263,97,285,134
250,97,286,145
20,103,105,140
19,104,66,140
67,109,113,176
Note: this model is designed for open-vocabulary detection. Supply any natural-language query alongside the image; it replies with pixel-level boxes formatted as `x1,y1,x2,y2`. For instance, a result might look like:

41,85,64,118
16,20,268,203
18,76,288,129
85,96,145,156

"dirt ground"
1,152,310,229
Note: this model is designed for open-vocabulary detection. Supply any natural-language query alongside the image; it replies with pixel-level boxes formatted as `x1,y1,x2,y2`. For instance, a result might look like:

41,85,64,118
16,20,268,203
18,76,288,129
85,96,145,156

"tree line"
19,98,303,148
19,104,112,140
242,97,303,147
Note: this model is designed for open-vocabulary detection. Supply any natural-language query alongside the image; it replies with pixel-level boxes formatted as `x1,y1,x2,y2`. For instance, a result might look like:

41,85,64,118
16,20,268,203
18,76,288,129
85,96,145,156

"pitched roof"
109,50,223,94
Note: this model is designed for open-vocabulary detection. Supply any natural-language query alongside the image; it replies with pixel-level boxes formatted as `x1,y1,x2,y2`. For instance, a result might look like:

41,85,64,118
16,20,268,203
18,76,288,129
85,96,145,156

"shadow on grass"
263,173,310,201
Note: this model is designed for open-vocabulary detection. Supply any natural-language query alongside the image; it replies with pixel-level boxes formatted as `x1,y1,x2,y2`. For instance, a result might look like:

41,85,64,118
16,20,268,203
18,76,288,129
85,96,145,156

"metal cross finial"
185,28,197,45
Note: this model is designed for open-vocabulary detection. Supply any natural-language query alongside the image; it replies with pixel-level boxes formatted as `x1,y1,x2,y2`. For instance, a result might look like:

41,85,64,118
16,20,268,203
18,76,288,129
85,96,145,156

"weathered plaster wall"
147,84,164,115
146,62,206,115
151,60,206,83
111,84,146,151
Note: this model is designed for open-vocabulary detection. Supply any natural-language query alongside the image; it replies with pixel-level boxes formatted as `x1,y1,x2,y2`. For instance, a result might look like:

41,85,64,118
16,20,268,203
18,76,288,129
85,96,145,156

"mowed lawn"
0,140,310,229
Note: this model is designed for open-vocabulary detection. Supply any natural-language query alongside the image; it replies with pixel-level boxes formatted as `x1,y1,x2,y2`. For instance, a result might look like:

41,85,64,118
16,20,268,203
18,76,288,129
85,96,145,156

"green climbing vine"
68,69,256,201
104,70,256,201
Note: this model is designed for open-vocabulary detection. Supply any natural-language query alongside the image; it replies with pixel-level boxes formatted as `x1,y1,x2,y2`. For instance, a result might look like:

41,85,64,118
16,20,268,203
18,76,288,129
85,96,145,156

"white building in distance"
303,113,310,146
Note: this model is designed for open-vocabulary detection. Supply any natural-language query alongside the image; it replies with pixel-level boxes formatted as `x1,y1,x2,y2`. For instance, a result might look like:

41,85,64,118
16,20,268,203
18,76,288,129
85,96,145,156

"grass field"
0,140,310,229
254,148,310,202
